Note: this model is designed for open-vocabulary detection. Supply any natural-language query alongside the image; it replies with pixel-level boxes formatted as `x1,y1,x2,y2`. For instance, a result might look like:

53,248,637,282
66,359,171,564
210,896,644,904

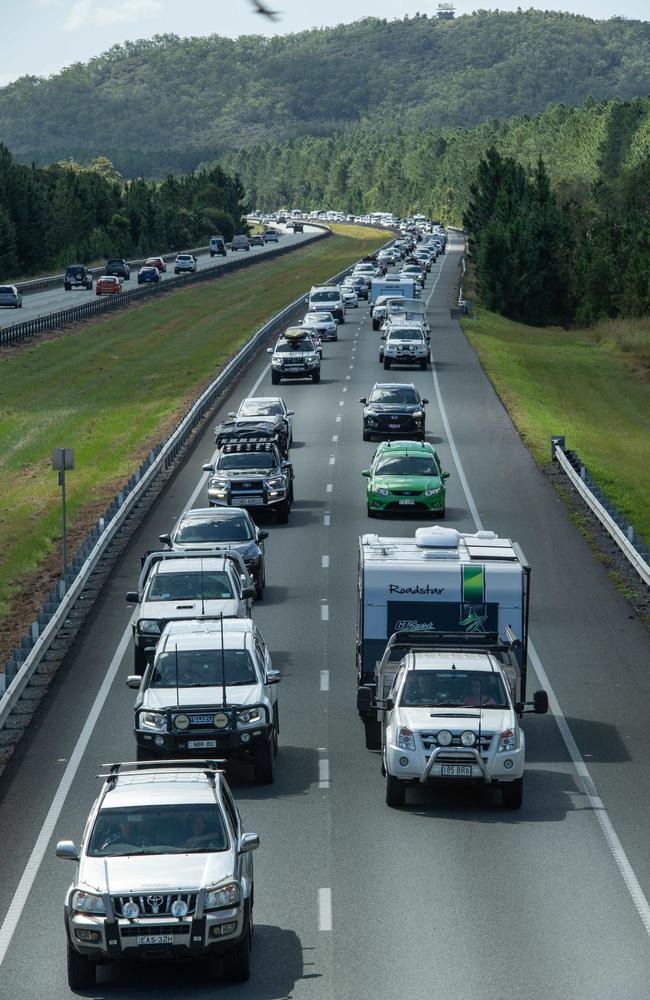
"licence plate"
137,935,174,946
188,740,217,749
389,424,400,429
441,765,473,777
285,366,302,371
399,498,415,505
239,497,264,505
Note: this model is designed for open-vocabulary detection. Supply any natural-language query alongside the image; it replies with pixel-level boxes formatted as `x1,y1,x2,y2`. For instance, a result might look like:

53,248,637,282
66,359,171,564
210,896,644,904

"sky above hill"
1,0,647,87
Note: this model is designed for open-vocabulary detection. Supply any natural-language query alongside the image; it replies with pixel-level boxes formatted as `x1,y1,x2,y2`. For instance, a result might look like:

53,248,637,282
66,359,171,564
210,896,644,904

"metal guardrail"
0,228,329,348
552,436,650,589
0,232,394,725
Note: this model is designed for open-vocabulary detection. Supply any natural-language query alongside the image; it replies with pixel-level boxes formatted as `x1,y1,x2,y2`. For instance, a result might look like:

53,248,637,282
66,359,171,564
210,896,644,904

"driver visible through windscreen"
88,803,228,856
400,671,508,708
375,456,437,476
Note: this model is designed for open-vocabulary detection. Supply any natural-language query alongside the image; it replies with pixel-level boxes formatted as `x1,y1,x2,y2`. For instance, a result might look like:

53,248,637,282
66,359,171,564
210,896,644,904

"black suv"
159,506,268,598
267,328,321,384
63,265,93,291
104,258,131,280
204,441,294,523
359,382,428,441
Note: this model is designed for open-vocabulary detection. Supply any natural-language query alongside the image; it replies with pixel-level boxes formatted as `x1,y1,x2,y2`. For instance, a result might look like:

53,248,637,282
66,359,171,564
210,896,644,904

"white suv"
174,252,197,274
57,760,259,987
127,617,281,782
379,322,430,370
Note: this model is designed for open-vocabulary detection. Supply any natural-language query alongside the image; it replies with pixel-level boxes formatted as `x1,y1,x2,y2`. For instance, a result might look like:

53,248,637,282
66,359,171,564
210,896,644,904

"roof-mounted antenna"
201,558,205,616
220,613,227,709
175,643,180,711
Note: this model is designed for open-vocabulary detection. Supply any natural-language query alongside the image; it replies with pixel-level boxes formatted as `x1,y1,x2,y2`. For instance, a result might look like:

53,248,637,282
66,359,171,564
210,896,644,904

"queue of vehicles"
56,220,547,988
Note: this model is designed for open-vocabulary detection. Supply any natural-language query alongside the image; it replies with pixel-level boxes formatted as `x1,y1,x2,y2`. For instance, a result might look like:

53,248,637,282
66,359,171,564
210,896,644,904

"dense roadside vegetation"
0,224,386,664
461,309,650,547
0,146,247,279
1,12,650,174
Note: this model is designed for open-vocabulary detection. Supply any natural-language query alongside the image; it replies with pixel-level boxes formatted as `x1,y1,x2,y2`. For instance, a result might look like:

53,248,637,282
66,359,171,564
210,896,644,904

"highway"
1,233,649,998
0,224,316,329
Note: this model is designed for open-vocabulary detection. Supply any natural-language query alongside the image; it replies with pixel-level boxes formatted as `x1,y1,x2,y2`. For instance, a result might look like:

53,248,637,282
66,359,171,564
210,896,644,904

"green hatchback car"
362,440,450,518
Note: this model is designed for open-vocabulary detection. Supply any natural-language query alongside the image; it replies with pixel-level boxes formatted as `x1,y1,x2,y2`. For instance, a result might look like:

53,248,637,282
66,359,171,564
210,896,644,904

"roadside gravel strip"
1,234,649,998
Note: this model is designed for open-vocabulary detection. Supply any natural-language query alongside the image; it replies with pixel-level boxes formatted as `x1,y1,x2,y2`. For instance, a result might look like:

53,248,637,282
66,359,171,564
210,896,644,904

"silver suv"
57,760,259,987
174,252,197,274
380,322,431,371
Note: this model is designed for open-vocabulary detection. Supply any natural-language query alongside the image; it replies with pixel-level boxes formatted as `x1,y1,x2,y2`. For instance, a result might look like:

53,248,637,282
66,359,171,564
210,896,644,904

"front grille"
120,924,191,937
231,480,264,492
374,414,413,428
390,489,422,497
421,733,494,756
112,893,198,918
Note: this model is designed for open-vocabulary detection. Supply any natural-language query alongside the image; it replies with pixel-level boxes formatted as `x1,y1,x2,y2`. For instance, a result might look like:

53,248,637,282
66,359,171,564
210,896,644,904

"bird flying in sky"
250,0,282,20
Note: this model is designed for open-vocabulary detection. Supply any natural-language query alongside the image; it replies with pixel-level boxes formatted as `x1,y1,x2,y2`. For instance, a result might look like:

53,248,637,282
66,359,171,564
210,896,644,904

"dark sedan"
137,266,161,284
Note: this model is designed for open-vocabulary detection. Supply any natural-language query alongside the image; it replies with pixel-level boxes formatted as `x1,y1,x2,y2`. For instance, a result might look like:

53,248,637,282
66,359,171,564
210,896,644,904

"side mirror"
266,669,282,684
158,532,171,545
380,334,386,340
125,591,139,603
422,399,429,405
361,470,371,478
533,690,549,715
56,840,78,861
358,397,367,405
258,530,269,541
202,463,215,473
356,685,375,713
426,336,431,342
239,832,260,854
126,675,142,689
287,410,295,416
442,471,450,480
385,697,394,712
266,348,273,353
242,586,255,600
228,411,236,417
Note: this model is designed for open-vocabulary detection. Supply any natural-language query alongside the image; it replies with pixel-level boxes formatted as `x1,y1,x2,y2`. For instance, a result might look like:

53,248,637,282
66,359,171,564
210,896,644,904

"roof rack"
222,440,274,452
98,760,226,787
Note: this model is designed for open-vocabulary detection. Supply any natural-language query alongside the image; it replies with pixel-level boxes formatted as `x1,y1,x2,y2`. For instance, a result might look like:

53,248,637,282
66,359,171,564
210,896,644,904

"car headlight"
139,711,167,732
271,357,282,366
238,707,263,725
425,487,441,496
412,410,424,420
498,730,516,753
397,727,416,751
137,619,161,635
307,354,318,363
205,882,241,910
374,487,389,496
460,730,477,747
72,891,106,915
266,477,284,489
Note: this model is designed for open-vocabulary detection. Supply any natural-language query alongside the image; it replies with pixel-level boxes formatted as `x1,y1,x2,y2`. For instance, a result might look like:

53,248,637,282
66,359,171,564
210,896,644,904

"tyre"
255,578,264,601
96,290,101,295
271,370,281,385
367,506,377,518
223,920,251,983
501,778,523,809
312,372,320,384
253,735,275,784
64,284,71,291
67,942,96,989
434,507,446,520
378,354,383,363
276,499,289,524
364,716,381,751
362,429,371,442
383,359,391,370
372,320,380,331
385,773,406,808
133,645,147,676
420,359,427,370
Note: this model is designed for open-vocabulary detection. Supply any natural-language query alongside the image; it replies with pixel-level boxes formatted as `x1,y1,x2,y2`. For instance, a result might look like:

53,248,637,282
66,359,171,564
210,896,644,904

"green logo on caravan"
462,564,485,604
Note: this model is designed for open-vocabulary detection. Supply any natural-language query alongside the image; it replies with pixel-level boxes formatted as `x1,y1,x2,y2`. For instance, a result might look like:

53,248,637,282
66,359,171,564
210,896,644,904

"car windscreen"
375,456,437,476
145,570,234,601
305,313,333,323
239,401,282,416
400,671,508,708
0,287,14,294
387,330,424,341
175,516,253,543
275,340,312,353
368,388,419,404
106,260,124,266
87,803,229,857
310,291,339,302
217,452,276,471
151,648,257,688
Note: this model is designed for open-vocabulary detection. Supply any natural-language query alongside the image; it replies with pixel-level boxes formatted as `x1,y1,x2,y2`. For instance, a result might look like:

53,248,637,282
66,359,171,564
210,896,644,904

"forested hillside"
1,11,650,176
0,148,246,278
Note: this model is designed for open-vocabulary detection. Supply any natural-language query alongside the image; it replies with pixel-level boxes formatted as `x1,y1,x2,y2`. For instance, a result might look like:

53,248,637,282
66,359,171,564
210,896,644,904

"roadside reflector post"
52,448,74,580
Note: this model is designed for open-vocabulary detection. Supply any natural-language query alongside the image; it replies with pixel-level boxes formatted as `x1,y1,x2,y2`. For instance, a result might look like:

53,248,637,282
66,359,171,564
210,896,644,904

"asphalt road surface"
0,225,317,329
0,234,649,999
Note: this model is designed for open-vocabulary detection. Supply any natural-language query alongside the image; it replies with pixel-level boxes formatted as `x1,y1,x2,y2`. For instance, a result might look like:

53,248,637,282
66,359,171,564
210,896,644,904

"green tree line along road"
1,11,650,175
0,148,247,280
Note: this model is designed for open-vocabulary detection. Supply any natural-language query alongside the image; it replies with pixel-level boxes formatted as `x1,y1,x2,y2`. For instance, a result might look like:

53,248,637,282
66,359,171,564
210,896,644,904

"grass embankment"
461,311,650,546
0,225,386,660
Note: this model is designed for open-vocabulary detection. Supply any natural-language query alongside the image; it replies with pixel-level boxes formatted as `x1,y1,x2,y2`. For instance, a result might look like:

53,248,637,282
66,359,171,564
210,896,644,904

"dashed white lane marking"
346,376,351,381
426,245,650,940
329,456,336,465
323,513,331,526
320,603,329,621
326,483,333,493
336,414,341,423
349,365,354,370
342,387,347,393
339,400,345,406
318,755,330,789
318,888,333,931
320,669,330,692
332,434,338,443
322,555,330,568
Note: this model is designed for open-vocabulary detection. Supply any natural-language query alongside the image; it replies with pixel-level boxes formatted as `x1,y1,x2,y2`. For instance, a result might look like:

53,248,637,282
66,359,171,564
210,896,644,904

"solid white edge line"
0,624,133,967
427,238,650,939
318,888,333,931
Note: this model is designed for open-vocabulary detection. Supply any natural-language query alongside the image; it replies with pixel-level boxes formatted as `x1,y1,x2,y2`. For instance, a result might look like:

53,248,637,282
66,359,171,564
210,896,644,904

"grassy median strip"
0,225,387,650
462,310,650,546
